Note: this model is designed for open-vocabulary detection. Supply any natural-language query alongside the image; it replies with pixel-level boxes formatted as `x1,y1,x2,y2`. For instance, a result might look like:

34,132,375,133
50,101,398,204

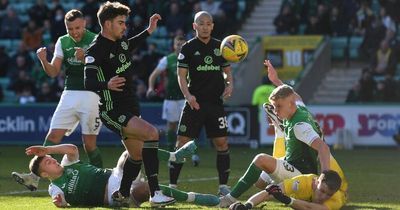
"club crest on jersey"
121,41,128,50
85,56,95,64
178,53,185,60
214,48,221,56
118,115,126,123
119,54,126,63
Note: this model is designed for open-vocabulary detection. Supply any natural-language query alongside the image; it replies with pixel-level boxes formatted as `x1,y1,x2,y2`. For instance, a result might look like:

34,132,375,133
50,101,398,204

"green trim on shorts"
100,111,121,131
143,141,159,148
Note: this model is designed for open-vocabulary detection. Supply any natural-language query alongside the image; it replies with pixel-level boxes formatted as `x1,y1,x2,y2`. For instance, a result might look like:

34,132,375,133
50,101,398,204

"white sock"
227,194,237,202
169,153,177,162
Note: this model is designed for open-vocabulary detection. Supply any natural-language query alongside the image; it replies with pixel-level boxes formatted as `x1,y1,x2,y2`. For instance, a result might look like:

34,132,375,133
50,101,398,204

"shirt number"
218,117,227,129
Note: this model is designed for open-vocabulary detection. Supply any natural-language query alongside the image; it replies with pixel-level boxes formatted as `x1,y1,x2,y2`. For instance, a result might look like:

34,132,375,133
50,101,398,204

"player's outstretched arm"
26,144,79,162
128,14,161,51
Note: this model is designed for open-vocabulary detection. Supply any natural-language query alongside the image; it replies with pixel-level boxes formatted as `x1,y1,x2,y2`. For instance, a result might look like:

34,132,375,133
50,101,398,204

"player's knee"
143,125,159,140
253,153,269,165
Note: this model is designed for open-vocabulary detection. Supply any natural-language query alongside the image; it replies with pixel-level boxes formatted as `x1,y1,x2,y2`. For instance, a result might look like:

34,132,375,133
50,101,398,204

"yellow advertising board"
262,36,323,80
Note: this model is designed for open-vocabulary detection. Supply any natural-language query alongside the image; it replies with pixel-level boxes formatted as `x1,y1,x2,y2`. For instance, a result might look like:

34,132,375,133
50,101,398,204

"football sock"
217,149,230,185
157,148,173,161
119,156,142,197
159,184,188,201
143,141,160,197
169,162,183,185
230,163,262,198
87,147,103,168
167,130,176,151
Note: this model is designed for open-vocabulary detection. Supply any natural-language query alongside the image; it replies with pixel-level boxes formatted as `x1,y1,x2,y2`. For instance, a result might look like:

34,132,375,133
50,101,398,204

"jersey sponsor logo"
65,169,80,194
196,64,220,71
121,41,128,50
204,56,213,64
178,53,185,60
119,54,126,63
194,51,201,55
85,56,95,64
214,48,221,56
118,115,126,123
116,61,132,74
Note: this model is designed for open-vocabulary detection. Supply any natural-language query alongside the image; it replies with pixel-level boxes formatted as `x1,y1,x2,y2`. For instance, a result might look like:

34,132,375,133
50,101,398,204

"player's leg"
80,91,103,167
206,103,230,195
162,100,180,151
122,116,175,206
169,103,203,188
159,185,220,206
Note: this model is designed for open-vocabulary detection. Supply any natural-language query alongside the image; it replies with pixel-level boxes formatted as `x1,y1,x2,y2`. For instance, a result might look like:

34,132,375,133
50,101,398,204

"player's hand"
265,184,292,205
147,13,161,34
146,88,156,99
263,60,282,86
74,47,85,63
25,146,48,156
222,84,233,100
186,94,200,110
36,47,48,62
107,75,126,91
52,194,68,207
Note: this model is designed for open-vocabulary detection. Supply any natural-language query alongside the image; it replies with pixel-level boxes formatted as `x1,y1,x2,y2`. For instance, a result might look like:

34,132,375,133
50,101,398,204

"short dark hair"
97,1,130,27
65,9,84,22
174,35,186,43
29,156,45,177
321,170,342,193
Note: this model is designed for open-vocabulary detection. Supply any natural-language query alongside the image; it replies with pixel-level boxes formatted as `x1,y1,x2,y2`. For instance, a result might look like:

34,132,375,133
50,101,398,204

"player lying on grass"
219,60,348,208
26,142,218,207
229,170,343,210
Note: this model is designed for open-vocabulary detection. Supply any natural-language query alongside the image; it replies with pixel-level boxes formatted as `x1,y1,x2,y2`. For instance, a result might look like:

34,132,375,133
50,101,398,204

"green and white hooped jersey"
283,102,321,174
54,30,96,90
48,155,111,206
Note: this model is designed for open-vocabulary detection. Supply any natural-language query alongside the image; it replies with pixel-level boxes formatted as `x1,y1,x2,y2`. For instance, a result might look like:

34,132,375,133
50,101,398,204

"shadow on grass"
343,204,392,210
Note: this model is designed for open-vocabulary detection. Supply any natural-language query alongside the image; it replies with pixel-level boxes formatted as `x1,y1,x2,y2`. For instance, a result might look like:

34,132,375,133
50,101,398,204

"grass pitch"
1,145,399,209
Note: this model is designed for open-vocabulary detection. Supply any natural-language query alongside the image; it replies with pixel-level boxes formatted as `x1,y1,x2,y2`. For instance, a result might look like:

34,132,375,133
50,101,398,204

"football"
131,181,150,204
220,35,249,63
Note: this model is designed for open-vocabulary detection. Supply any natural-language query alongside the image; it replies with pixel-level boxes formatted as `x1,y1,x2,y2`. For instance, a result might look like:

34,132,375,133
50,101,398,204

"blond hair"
269,84,294,101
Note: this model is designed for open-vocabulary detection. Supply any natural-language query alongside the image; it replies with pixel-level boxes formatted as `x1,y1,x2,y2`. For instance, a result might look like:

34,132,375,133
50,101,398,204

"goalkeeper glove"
265,184,293,205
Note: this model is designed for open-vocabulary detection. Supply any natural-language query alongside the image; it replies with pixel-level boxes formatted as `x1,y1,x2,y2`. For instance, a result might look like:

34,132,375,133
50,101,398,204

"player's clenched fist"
36,47,48,62
265,184,292,205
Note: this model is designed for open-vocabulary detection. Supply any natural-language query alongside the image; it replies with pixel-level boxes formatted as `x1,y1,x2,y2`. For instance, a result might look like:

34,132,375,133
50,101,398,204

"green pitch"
0,146,399,209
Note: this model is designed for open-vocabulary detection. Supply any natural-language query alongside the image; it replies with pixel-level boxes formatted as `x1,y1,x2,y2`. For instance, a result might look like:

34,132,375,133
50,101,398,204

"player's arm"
177,67,199,110
36,39,63,78
293,123,331,171
25,144,79,162
222,65,233,99
147,56,166,98
128,14,161,51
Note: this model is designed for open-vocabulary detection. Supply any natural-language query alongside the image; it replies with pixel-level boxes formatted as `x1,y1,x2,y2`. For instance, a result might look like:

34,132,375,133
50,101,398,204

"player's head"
64,9,86,42
97,1,130,40
173,35,186,53
130,181,150,207
29,155,63,179
193,11,214,40
268,85,296,120
313,170,342,203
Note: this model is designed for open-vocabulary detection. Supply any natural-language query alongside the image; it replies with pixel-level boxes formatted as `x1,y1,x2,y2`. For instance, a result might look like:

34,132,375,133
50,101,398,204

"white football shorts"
260,158,302,183
162,99,185,122
50,90,101,136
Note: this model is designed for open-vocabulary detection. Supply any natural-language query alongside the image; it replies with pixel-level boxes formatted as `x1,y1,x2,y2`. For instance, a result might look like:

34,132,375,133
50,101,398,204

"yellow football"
220,35,248,63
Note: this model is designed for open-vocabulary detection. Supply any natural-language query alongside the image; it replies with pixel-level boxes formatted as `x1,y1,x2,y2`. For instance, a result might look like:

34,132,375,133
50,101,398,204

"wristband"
287,197,295,206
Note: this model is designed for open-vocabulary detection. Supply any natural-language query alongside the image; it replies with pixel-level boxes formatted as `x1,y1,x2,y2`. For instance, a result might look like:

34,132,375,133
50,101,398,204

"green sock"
167,130,176,151
230,163,262,198
87,147,103,168
157,148,171,162
160,185,188,201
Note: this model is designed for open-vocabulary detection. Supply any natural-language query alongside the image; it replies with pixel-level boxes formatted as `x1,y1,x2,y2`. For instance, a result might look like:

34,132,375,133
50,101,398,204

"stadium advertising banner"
0,105,258,146
260,105,400,146
262,36,323,80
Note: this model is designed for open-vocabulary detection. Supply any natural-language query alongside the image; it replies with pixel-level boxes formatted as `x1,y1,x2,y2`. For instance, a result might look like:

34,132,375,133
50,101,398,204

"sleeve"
60,154,80,166
54,38,63,59
293,122,320,146
127,30,150,52
295,100,306,107
282,175,314,200
155,56,167,71
84,48,108,91
323,191,347,210
48,183,64,199
177,43,189,69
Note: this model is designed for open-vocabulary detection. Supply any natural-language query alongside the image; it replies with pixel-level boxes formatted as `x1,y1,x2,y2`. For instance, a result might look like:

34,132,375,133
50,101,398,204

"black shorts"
99,105,140,138
177,102,227,138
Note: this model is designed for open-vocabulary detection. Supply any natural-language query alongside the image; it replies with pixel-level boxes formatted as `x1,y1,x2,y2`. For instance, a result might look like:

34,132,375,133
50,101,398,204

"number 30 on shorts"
218,117,228,129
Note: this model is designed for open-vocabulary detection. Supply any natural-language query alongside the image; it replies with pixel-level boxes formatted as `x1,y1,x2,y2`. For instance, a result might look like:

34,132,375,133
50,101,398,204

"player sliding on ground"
25,142,214,207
